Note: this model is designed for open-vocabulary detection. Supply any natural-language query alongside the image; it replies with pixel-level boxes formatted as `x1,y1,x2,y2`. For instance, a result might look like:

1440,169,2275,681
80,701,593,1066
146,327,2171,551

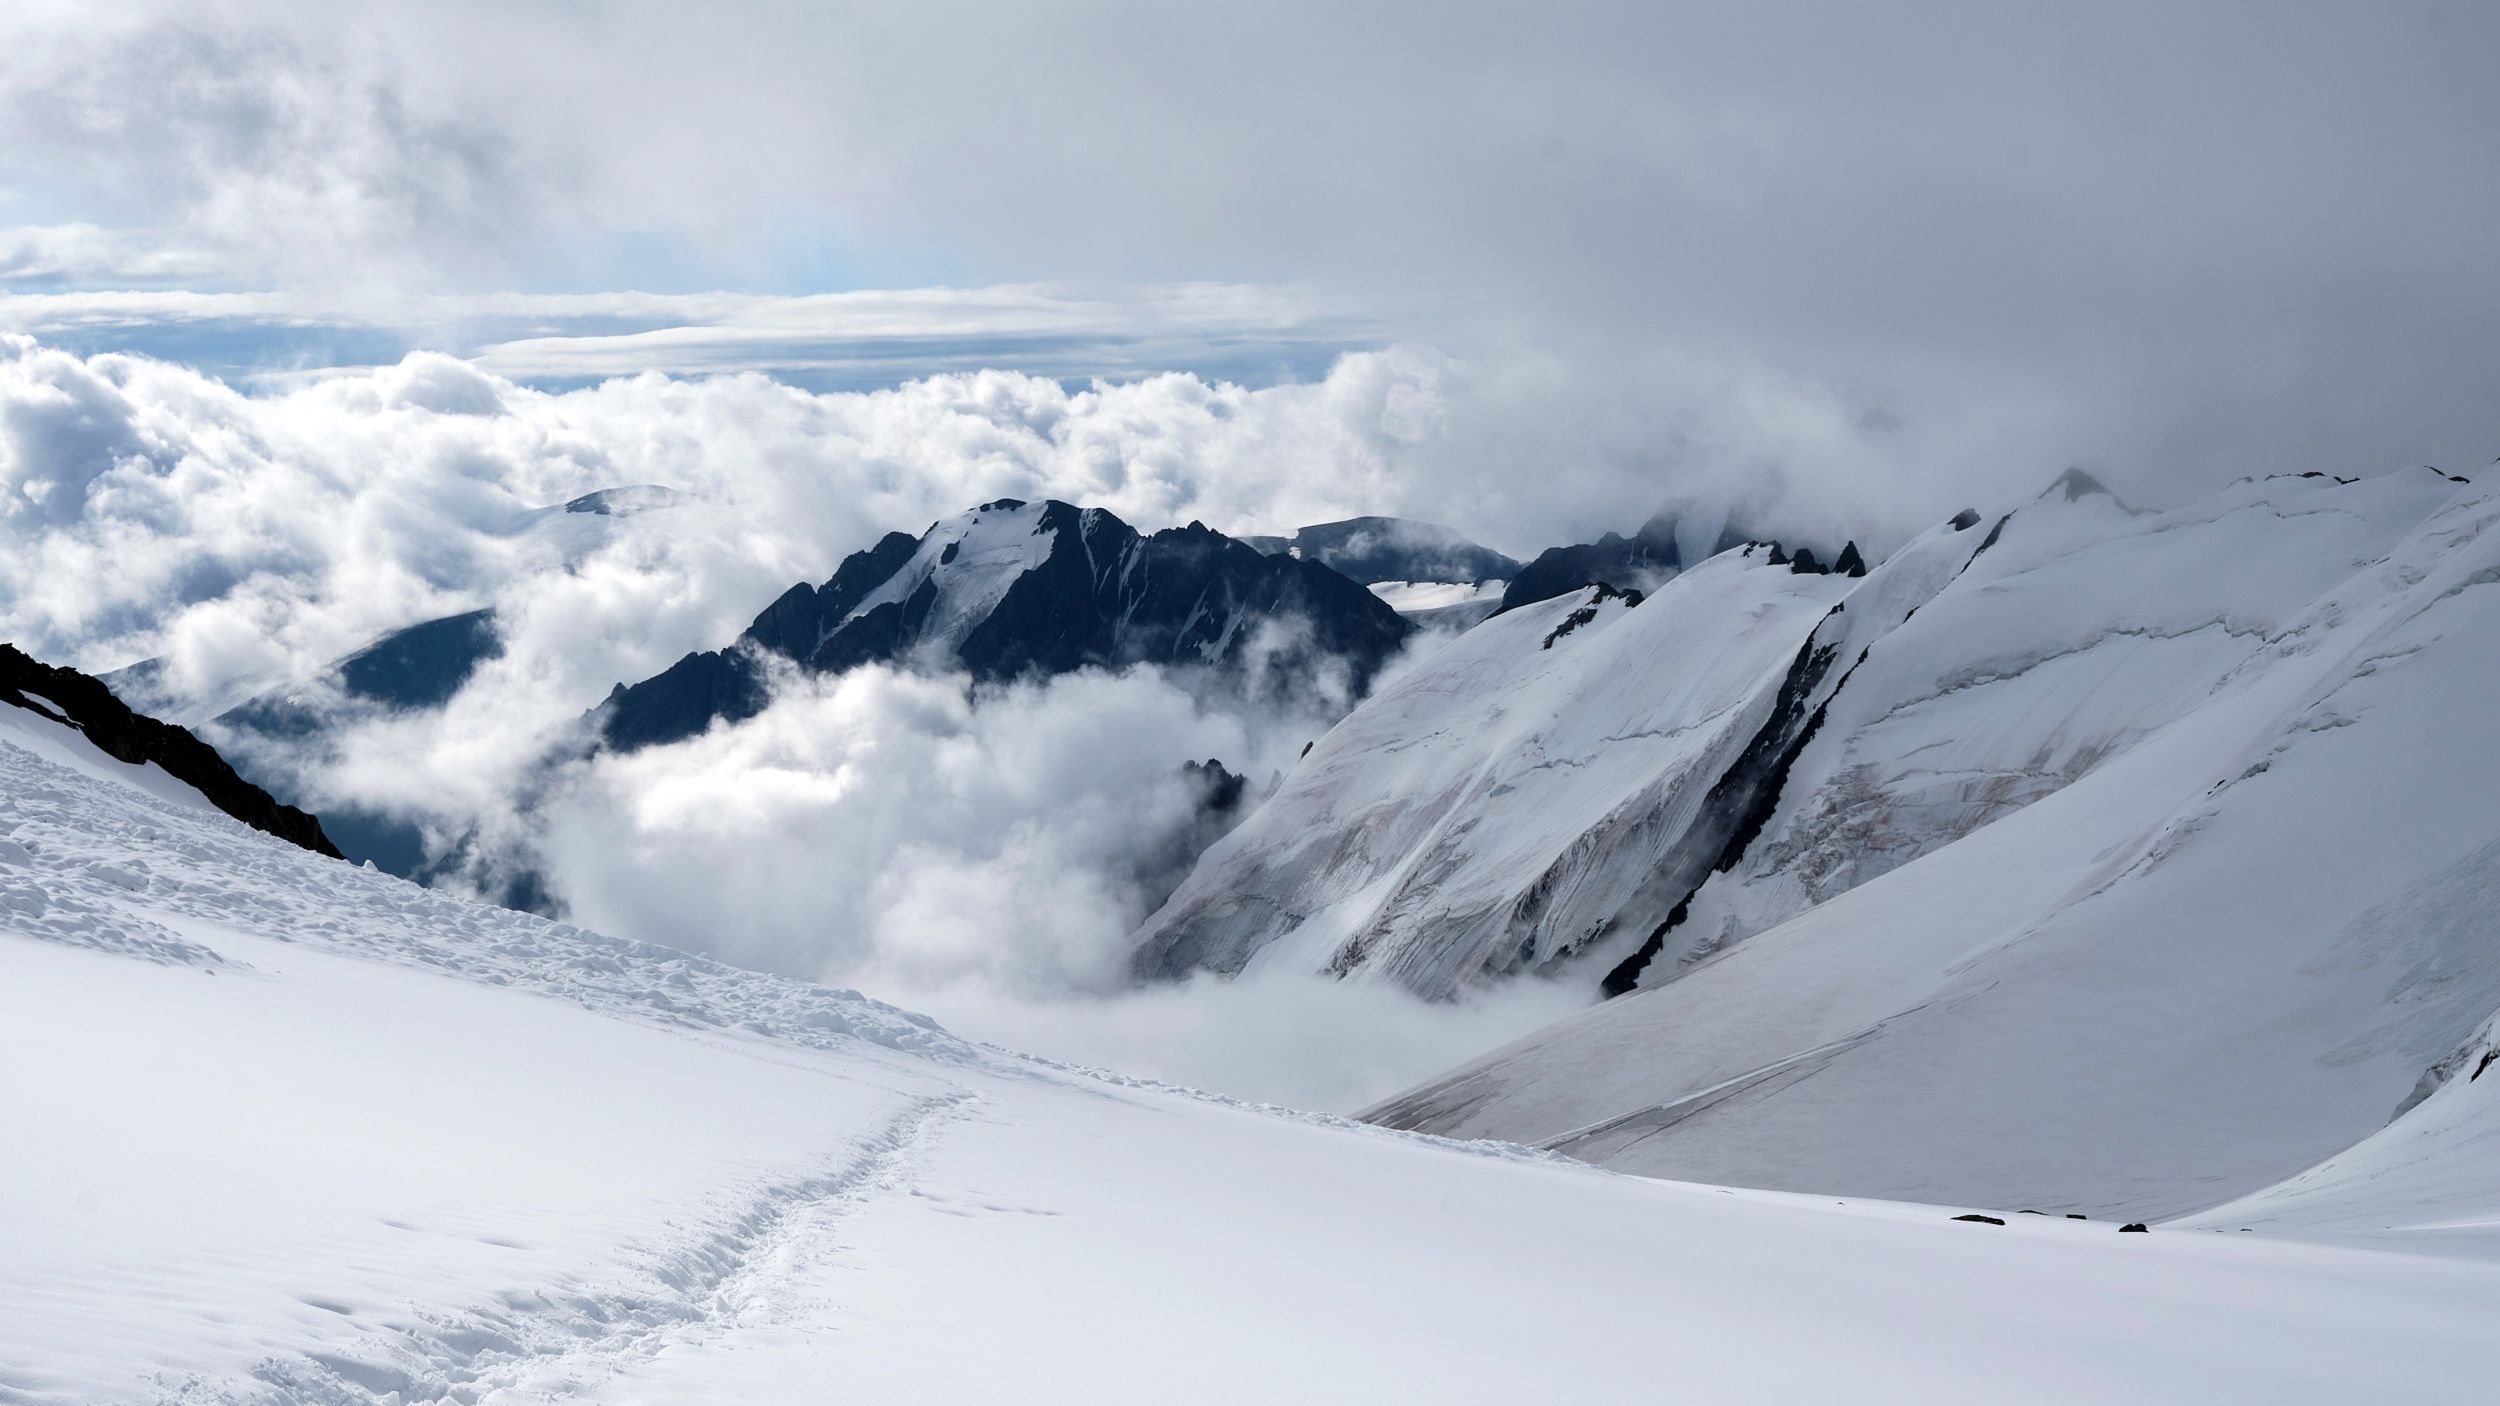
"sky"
3,0,2497,1106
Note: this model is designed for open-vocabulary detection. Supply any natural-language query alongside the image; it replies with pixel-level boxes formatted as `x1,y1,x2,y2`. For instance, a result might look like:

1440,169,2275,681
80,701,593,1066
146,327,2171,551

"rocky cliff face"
1,644,342,859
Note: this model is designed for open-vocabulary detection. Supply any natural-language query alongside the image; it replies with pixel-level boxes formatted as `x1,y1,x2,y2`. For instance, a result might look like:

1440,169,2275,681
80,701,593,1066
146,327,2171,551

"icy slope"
1650,467,2467,975
1370,472,2500,1220
8,721,2500,1404
1131,549,1857,997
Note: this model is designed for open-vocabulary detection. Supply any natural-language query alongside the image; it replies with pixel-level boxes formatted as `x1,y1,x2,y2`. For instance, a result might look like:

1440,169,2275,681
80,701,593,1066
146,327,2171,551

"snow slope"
1369,470,2500,1219
1132,549,1858,996
2182,1016,2500,1259
1656,467,2466,971
0,699,216,816
11,656,2500,1403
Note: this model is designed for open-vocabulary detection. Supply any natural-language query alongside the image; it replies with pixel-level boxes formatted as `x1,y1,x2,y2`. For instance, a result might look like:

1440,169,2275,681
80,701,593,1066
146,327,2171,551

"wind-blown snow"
9,667,2500,1403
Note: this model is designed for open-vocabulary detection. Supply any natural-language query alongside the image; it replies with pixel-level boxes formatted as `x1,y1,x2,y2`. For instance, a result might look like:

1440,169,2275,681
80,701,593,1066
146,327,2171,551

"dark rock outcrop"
1181,757,1248,816
1541,583,1643,649
1,644,343,859
1498,514,1685,615
335,609,502,711
211,609,505,743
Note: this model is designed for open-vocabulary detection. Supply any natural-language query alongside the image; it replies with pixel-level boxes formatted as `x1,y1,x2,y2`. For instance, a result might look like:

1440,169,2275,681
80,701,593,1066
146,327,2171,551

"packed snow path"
5,721,2499,1402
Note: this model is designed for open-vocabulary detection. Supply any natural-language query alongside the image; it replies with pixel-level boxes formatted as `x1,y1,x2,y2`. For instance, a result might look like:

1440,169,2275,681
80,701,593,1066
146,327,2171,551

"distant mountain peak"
600,501,1413,751
2039,467,2133,510
1244,516,1521,586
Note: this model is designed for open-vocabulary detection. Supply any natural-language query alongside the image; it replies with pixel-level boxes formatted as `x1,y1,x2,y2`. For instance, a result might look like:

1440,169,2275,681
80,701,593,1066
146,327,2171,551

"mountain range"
46,461,2500,1234
1117,464,2500,1228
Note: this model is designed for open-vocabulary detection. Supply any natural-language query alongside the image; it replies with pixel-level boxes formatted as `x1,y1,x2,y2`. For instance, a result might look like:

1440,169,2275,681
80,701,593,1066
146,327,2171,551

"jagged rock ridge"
1,643,342,859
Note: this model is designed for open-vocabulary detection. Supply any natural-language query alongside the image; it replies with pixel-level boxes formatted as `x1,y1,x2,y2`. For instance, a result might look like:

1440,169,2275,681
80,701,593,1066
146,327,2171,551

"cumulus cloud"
524,655,1578,1111
0,335,1441,685
532,663,1272,989
7,328,1951,706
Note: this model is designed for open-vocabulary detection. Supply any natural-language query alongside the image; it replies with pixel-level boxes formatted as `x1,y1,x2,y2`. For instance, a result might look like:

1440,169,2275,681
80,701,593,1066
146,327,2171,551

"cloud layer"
0,335,1621,1108
7,1,2496,515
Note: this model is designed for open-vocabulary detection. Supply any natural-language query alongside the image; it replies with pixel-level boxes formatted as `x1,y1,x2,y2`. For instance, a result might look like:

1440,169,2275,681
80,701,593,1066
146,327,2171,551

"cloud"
522,655,1580,1112
0,223,226,286
7,2,2497,521
0,335,1460,690
0,328,2146,767
0,328,1621,1107
0,14,540,289
0,284,1378,390
531,664,1279,989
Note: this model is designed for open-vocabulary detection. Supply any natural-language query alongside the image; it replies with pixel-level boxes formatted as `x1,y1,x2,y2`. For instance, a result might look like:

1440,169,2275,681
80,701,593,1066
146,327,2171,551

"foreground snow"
6,723,2500,1402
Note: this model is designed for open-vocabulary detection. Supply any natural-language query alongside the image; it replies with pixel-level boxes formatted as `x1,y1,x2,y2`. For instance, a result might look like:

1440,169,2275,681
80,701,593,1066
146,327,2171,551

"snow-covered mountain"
600,498,1411,750
8,671,2499,1403
1351,466,2500,1220
1130,550,1863,996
